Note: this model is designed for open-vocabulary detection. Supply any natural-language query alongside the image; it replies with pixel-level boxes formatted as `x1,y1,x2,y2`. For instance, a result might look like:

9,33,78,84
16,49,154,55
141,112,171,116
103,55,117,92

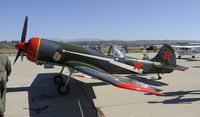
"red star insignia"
164,50,171,60
133,61,142,71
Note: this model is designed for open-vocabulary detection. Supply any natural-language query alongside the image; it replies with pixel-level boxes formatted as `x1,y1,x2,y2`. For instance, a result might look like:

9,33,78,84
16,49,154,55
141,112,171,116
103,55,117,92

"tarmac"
5,53,200,117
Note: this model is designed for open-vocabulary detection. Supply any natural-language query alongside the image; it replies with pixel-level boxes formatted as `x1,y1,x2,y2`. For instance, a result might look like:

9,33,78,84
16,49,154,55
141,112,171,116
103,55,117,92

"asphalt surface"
5,53,200,117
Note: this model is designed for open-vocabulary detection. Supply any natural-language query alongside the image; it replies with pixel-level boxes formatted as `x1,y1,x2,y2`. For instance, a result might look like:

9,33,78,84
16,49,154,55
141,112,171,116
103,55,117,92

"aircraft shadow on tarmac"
148,90,200,104
7,73,107,117
126,75,168,86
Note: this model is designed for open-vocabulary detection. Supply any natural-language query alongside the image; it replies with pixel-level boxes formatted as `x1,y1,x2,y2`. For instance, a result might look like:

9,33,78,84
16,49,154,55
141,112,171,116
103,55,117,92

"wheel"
192,55,195,58
158,76,162,80
57,83,70,95
178,56,181,59
158,74,162,80
53,75,63,85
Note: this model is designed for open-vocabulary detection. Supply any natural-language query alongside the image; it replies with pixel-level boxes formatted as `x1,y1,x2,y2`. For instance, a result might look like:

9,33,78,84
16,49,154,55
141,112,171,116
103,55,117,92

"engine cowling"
26,37,41,62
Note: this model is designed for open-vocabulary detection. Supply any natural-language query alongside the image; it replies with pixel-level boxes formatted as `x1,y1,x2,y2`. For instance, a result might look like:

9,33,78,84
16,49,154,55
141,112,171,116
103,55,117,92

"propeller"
13,50,22,64
21,16,28,42
14,16,28,64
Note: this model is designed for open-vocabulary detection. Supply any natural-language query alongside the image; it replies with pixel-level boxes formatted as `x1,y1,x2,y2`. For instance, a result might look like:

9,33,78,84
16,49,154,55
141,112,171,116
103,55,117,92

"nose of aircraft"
14,42,27,64
15,42,26,51
26,37,41,62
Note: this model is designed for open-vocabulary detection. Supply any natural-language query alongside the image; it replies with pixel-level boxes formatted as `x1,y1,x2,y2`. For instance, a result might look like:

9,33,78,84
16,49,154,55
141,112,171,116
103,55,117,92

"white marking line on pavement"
78,99,84,117
7,85,50,88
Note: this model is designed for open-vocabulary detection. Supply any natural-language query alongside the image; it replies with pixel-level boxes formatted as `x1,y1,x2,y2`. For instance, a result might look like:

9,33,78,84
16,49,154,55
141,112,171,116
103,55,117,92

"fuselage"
24,38,174,75
123,57,174,74
30,38,134,74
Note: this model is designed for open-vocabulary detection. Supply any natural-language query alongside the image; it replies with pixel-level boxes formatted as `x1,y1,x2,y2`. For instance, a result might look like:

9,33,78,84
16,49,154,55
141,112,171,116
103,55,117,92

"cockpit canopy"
108,46,126,58
88,43,103,54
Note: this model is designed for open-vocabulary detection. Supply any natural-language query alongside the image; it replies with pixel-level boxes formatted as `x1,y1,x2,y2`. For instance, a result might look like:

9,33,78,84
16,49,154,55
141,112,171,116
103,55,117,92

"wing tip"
115,83,164,95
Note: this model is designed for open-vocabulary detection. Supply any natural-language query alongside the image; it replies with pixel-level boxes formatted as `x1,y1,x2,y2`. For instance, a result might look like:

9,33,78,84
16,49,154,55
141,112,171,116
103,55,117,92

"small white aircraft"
173,45,200,59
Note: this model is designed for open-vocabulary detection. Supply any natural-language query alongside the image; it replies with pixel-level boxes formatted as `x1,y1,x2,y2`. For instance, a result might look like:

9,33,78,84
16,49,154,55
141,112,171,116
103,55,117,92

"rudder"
151,44,176,67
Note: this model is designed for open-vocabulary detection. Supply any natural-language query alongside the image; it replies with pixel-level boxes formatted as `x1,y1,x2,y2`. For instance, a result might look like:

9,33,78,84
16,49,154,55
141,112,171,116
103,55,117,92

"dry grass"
0,48,17,55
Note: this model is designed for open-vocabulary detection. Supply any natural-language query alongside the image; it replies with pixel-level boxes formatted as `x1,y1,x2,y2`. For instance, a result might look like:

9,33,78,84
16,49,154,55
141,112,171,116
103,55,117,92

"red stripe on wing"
115,83,164,95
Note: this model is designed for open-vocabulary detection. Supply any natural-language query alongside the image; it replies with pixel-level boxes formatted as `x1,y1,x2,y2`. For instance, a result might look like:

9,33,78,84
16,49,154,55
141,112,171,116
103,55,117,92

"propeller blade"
13,50,22,64
21,16,28,42
21,53,24,62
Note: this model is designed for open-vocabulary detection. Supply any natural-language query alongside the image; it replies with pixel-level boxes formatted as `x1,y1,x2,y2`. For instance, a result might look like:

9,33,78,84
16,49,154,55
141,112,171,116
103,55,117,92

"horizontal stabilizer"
175,65,189,71
160,64,189,71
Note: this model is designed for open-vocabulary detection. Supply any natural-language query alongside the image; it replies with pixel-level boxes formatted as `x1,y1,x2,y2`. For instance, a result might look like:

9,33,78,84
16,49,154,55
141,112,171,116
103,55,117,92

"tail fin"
151,44,176,67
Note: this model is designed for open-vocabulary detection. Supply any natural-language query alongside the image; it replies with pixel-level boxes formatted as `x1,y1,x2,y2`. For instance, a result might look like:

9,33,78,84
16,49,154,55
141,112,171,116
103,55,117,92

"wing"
74,66,163,95
62,49,142,74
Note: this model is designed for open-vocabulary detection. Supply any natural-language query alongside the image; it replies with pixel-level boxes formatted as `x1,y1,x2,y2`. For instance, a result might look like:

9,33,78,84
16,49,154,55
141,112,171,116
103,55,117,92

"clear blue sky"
1,0,200,41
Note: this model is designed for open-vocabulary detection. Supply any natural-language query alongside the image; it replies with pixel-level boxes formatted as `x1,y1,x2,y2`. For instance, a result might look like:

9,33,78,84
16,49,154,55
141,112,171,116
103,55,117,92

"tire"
158,76,162,80
53,75,63,85
57,83,70,95
192,56,195,58
178,56,181,59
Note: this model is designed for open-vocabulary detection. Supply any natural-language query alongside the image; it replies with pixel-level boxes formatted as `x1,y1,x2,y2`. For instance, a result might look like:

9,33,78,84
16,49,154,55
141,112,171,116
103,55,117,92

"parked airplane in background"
14,16,163,95
173,45,200,59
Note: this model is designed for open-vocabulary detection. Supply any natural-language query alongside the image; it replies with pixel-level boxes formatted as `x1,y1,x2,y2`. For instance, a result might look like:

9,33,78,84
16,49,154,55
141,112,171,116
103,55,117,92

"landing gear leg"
53,67,65,85
57,68,74,95
158,73,162,80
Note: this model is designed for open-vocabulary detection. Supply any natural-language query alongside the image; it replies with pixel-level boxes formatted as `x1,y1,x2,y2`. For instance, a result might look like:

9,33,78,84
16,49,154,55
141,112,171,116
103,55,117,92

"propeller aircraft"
14,16,186,96
173,45,200,59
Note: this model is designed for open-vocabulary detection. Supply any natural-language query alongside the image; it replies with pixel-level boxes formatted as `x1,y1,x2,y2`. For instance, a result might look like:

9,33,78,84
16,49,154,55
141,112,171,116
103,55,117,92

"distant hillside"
1,39,200,54
68,40,200,46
